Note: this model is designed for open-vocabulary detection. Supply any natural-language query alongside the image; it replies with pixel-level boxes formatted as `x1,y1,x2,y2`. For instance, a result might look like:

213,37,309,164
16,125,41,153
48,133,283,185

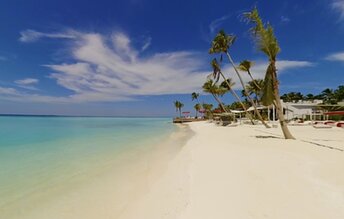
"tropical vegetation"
281,86,344,104
209,29,270,128
173,100,184,117
243,7,294,139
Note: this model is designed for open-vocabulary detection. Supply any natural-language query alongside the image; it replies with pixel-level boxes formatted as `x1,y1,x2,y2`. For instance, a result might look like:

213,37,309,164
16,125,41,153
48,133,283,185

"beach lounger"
313,124,332,129
336,122,344,128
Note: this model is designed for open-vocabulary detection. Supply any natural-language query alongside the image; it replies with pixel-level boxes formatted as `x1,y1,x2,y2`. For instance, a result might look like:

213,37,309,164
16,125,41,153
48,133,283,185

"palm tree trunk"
211,93,227,113
211,93,237,122
247,70,261,90
225,52,271,128
219,72,254,125
271,61,295,139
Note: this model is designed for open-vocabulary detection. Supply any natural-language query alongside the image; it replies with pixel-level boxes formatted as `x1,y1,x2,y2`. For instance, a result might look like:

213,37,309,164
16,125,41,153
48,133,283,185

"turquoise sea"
0,116,175,217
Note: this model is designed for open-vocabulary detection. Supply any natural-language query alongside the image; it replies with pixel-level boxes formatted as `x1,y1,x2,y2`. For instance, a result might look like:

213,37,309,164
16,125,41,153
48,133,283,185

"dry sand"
120,121,344,219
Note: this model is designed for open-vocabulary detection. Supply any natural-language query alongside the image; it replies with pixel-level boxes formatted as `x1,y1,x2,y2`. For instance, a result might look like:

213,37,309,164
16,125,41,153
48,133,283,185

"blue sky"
0,0,344,116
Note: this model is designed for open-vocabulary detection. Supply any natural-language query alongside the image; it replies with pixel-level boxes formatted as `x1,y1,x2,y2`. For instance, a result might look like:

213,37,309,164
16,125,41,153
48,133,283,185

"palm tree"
304,93,315,102
194,103,201,118
238,60,261,89
191,92,200,104
321,88,336,104
202,103,214,118
209,30,270,128
334,85,344,102
211,58,255,124
202,79,228,113
244,7,294,139
173,100,184,117
246,79,264,103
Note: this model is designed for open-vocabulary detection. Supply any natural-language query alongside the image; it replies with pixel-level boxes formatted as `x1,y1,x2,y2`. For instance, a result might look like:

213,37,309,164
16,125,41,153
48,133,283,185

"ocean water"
0,116,175,217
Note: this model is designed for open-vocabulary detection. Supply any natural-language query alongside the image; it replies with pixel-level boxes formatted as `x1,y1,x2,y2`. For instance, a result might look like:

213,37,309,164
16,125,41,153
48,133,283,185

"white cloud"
1,29,314,103
14,78,39,91
19,29,76,42
45,31,208,102
209,14,231,34
280,16,291,23
332,0,344,20
325,51,344,61
15,78,39,85
141,36,152,52
0,87,20,96
7,30,209,103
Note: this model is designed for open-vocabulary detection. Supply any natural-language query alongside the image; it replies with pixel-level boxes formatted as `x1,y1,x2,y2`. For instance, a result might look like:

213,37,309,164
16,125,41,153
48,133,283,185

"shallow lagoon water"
0,116,175,217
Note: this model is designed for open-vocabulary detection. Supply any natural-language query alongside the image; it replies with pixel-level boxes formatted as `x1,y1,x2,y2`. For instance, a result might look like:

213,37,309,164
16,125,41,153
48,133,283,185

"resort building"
281,100,324,121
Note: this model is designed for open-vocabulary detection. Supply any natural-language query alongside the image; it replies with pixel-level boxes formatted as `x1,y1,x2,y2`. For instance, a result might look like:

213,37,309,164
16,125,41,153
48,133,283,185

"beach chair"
313,124,332,129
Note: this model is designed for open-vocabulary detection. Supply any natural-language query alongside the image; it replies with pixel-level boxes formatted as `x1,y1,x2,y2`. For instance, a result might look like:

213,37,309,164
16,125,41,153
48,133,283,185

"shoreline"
3,120,344,219
0,121,193,219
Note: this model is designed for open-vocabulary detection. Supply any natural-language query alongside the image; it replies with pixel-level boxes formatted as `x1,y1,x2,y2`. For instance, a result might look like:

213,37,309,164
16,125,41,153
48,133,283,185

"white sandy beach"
119,121,344,219
10,121,344,219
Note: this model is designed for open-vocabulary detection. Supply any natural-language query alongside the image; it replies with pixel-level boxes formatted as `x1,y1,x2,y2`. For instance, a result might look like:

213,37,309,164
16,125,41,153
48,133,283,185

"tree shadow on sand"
255,135,281,139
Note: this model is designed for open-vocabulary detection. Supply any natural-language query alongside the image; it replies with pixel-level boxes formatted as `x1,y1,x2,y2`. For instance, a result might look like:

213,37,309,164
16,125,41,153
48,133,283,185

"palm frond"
244,8,280,60
261,64,275,106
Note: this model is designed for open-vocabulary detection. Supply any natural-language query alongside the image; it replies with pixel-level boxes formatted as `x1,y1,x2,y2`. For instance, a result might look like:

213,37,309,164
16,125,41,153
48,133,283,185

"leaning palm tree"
220,78,252,109
202,80,228,113
238,60,261,89
191,92,200,103
194,103,201,118
246,79,264,103
211,58,254,124
209,30,270,128
244,7,295,139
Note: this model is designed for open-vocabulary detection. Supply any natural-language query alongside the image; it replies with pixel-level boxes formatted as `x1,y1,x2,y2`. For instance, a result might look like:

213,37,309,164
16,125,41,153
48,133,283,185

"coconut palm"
304,93,315,102
246,79,264,103
211,59,255,124
209,30,270,128
191,92,200,104
244,7,294,139
173,100,184,117
202,79,228,113
238,60,261,89
202,103,214,118
334,85,344,102
194,103,201,118
321,88,336,104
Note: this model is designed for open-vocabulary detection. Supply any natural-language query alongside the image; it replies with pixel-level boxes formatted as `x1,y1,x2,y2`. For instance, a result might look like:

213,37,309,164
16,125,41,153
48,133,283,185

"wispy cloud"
332,0,344,20
0,87,20,96
14,78,39,90
209,14,232,34
19,29,76,42
280,16,291,23
15,78,39,85
7,30,209,103
325,51,344,61
141,36,152,52
1,29,314,103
